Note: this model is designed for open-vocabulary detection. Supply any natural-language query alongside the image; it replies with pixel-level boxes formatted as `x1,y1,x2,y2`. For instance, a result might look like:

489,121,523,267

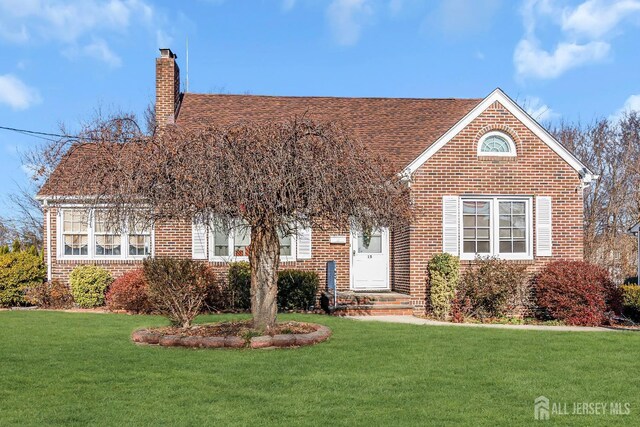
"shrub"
619,284,640,321
0,252,46,307
105,270,151,314
428,253,460,319
228,261,251,310
277,270,319,311
456,256,528,319
69,265,113,308
534,260,618,326
143,258,215,328
25,280,74,309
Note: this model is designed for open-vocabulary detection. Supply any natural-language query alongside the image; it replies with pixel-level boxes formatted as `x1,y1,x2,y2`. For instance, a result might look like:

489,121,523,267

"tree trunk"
249,223,280,332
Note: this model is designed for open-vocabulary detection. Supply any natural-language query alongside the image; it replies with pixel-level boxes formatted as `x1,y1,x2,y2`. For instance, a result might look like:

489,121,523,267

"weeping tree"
63,117,411,331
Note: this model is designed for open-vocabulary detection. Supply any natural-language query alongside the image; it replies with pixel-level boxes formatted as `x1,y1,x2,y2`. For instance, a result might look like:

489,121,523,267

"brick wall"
45,207,352,291
407,100,584,314
42,100,585,315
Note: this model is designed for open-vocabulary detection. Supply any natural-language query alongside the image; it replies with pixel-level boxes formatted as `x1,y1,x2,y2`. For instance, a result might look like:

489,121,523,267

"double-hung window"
128,219,152,257
94,210,121,256
209,221,296,261
62,209,89,256
460,197,532,260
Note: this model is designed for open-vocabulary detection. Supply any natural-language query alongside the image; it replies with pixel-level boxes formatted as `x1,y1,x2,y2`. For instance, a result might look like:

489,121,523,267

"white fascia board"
403,88,596,184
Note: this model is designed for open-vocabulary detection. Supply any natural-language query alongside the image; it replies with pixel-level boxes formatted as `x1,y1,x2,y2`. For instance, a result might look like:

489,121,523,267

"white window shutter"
442,196,459,255
296,226,312,260
536,196,552,257
192,220,208,259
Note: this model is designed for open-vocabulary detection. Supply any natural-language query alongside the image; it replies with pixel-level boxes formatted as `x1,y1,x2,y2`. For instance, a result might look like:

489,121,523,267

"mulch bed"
132,320,331,349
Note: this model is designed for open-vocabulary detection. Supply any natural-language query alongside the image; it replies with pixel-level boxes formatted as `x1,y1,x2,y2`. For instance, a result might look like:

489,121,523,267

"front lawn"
1,312,638,426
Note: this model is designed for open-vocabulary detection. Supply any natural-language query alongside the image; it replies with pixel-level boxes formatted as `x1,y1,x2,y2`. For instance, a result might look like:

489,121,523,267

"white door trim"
350,227,390,291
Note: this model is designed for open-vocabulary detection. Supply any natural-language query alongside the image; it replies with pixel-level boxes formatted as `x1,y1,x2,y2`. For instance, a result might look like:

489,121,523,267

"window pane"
234,226,251,257
500,241,513,253
95,235,121,256
463,241,476,253
512,202,525,215
278,231,292,256
498,201,528,256
477,241,490,253
214,227,229,256
358,231,382,254
64,235,88,256
462,202,476,214
463,215,476,227
63,209,88,234
129,235,151,256
513,241,526,253
480,135,510,153
462,201,492,254
477,202,490,214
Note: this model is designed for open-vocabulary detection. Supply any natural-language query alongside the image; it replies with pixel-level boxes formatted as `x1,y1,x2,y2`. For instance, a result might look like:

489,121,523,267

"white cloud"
0,0,166,66
522,96,558,122
514,38,609,79
610,94,640,121
428,0,502,37
326,0,373,46
388,0,403,15
282,0,296,11
515,0,640,80
0,74,42,110
562,0,640,39
62,39,122,68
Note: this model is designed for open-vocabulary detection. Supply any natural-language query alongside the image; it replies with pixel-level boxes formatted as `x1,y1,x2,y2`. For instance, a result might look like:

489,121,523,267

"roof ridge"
182,92,483,102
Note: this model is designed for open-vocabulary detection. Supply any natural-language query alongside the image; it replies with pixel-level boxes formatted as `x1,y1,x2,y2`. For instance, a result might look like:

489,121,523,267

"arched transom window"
477,131,516,157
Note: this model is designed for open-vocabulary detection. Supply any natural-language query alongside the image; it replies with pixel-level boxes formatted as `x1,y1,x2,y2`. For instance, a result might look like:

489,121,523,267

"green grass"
1,311,639,426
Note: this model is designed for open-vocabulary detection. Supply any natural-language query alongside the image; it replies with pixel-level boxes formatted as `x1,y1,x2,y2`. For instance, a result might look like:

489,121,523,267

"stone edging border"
131,323,332,349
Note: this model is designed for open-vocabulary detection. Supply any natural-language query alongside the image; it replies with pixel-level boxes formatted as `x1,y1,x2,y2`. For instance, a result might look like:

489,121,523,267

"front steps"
325,291,414,316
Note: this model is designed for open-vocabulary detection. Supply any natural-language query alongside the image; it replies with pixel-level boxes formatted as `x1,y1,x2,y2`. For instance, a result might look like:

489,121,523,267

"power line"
0,125,140,143
0,125,80,141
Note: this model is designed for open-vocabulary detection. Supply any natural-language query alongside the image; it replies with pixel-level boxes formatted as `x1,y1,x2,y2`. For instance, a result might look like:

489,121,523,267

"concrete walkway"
346,315,624,332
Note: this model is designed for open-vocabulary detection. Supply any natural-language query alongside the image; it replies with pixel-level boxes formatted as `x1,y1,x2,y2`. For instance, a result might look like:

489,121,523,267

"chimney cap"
159,48,177,59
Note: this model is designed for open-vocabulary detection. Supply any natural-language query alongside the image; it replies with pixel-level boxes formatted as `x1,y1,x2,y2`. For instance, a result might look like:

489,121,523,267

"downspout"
45,200,52,282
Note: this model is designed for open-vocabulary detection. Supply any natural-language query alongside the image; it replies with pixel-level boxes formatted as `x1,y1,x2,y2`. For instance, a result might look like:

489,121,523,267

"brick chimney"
155,48,181,127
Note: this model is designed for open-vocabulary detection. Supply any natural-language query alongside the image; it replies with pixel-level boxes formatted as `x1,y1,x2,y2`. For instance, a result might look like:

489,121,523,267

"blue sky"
1,0,639,218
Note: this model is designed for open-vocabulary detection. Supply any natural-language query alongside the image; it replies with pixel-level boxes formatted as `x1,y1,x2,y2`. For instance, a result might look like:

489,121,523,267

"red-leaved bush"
106,269,151,314
534,260,620,326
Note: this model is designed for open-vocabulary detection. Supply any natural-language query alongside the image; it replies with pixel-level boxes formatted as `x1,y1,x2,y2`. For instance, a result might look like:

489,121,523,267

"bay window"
460,197,532,260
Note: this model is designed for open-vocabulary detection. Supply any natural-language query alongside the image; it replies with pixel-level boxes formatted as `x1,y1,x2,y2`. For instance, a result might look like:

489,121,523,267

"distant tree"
552,111,640,283
66,117,412,331
11,239,21,253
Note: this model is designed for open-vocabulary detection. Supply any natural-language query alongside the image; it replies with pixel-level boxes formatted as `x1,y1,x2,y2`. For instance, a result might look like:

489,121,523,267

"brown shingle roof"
177,94,481,171
39,93,481,196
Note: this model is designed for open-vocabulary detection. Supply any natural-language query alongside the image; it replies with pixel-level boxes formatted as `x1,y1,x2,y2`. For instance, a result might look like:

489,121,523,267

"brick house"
37,48,595,315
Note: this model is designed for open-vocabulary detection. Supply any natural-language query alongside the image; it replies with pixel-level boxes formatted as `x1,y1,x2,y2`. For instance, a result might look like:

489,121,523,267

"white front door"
351,227,389,290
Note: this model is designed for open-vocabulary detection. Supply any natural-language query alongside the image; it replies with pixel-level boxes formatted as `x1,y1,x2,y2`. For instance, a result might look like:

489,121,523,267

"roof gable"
403,88,596,183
